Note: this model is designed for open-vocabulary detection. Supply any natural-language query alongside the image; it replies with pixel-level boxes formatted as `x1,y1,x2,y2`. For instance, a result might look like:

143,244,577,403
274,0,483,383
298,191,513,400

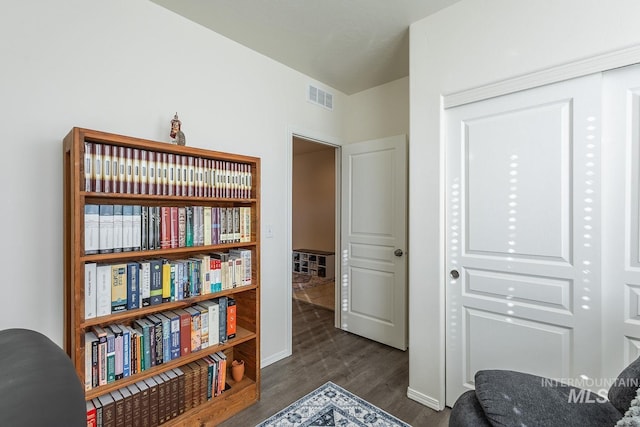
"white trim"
443,44,640,109
407,387,444,411
286,125,342,336
261,349,291,368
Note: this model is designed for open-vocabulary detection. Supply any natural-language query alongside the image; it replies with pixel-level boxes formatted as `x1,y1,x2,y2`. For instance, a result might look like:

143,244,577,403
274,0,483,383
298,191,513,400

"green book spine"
186,207,194,247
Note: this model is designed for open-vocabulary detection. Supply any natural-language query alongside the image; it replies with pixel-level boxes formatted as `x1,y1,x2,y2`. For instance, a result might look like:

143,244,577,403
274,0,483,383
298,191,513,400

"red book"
173,309,192,357
125,147,133,194
86,400,97,427
167,153,175,196
226,297,237,339
140,149,148,195
170,207,179,248
160,207,171,249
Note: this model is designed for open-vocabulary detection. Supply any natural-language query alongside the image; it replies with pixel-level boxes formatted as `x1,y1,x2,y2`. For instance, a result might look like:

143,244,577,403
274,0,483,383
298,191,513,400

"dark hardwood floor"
219,299,450,426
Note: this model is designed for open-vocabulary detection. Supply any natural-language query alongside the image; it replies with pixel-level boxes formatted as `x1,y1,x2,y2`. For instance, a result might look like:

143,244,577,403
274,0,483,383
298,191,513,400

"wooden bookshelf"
63,127,260,425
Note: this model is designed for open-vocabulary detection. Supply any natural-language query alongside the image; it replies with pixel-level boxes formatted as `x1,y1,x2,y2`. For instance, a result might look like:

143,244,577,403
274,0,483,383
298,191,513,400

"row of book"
84,141,253,199
85,297,235,391
85,205,252,255
84,249,251,319
86,354,229,427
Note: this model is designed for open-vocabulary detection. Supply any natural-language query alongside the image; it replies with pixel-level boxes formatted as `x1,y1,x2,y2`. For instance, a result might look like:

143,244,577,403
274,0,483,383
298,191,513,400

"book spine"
160,207,171,249
120,325,131,378
132,205,142,251
185,207,194,247
103,144,112,193
218,296,227,344
125,147,133,194
149,259,163,305
84,141,93,192
170,206,179,248
106,330,116,383
140,149,148,195
94,143,103,193
96,264,112,317
148,150,156,196
141,206,148,251
126,261,139,310
227,297,237,339
140,261,151,307
84,262,97,319
116,146,125,194
122,205,133,252
111,263,127,313
162,260,171,303
99,204,114,254
178,207,186,248
112,204,123,252
84,204,100,255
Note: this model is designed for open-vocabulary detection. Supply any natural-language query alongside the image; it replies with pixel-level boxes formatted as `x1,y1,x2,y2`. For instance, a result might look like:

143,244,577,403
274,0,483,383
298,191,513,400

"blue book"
164,311,181,360
126,262,139,310
118,324,131,378
149,259,163,305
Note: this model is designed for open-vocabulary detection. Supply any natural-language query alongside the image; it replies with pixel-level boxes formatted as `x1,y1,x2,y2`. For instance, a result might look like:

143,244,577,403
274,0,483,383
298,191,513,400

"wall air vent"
307,84,333,111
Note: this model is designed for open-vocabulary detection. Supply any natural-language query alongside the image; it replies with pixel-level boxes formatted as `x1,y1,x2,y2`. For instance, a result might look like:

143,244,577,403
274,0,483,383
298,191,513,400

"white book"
229,248,252,286
96,264,112,317
199,300,220,346
122,205,133,251
84,205,100,254
112,205,123,252
132,205,141,251
98,205,114,253
84,262,97,319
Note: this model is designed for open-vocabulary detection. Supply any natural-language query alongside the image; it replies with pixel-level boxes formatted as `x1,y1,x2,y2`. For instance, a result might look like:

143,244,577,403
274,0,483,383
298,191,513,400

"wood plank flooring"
219,299,451,426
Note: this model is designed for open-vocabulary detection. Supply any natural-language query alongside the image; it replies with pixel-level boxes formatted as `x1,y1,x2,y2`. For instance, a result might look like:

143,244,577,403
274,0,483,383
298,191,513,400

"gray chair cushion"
449,390,493,427
474,370,623,427
0,329,86,426
609,356,640,414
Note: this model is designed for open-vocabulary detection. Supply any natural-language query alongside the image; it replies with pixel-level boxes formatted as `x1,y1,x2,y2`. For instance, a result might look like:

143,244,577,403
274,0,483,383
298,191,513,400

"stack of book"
84,142,253,198
84,204,252,255
84,251,251,318
86,353,231,426
84,298,235,392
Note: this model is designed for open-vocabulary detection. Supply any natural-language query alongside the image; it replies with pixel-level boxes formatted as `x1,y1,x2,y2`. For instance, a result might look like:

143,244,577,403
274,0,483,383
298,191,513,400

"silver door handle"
394,249,403,257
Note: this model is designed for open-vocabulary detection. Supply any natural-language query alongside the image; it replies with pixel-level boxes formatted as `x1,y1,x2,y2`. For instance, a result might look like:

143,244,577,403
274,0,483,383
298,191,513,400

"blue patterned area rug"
256,382,411,427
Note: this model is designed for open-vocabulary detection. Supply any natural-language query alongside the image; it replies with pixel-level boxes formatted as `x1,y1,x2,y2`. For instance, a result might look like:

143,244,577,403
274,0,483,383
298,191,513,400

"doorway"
292,136,339,315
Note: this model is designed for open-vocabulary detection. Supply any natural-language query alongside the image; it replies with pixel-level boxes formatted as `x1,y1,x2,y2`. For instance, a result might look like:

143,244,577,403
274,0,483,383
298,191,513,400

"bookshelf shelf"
63,127,261,426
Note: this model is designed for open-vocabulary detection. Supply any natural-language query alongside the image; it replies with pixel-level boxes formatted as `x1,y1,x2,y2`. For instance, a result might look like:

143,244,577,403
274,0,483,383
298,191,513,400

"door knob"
394,249,404,257
450,269,460,279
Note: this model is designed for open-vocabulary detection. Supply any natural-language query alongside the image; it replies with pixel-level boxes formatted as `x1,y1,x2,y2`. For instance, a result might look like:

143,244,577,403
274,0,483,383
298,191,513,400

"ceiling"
150,0,460,95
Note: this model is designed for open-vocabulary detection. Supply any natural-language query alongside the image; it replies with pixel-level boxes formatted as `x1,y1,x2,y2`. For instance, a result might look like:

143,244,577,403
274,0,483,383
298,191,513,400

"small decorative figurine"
170,113,186,146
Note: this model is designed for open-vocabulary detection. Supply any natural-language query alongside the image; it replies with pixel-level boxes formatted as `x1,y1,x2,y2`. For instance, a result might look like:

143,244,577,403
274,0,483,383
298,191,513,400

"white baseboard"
260,349,292,368
407,387,444,411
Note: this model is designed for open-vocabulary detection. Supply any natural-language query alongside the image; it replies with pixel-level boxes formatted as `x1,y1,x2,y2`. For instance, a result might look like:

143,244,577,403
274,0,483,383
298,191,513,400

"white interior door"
445,74,602,405
341,135,407,350
602,63,640,381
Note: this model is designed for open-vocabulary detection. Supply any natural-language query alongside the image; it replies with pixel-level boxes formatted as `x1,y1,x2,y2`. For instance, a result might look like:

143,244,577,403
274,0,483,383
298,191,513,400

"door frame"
439,49,640,407
286,126,342,355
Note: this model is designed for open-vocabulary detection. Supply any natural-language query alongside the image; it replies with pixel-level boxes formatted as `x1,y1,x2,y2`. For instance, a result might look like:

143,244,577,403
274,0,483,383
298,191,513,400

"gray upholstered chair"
0,328,86,426
449,357,640,427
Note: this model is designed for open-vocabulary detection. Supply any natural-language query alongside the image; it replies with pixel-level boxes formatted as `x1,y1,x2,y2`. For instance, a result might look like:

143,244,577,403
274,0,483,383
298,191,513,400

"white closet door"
445,74,602,405
602,64,640,382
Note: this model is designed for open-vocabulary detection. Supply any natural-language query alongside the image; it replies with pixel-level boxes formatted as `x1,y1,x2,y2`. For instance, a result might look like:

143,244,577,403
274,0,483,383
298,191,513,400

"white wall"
0,0,346,366
344,76,409,143
409,0,640,409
